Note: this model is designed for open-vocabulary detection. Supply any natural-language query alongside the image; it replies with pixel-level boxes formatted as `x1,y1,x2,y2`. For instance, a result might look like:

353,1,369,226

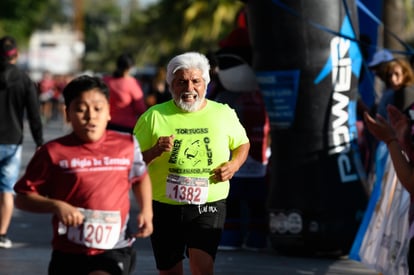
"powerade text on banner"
245,0,368,254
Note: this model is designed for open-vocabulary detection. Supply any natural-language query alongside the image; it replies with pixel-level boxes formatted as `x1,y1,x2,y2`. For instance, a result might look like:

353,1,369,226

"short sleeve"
129,136,148,181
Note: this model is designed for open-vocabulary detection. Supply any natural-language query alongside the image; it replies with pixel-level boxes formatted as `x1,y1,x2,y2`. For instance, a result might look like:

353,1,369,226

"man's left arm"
212,142,250,182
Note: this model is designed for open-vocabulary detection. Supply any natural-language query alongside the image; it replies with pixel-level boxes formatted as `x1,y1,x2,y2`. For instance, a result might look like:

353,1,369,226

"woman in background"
377,58,414,120
103,53,147,133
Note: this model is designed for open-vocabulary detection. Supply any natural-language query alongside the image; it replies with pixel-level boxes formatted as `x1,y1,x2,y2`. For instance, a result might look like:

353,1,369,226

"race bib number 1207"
65,208,122,249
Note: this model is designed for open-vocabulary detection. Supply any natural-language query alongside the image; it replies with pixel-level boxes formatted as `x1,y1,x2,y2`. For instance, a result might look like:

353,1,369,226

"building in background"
27,25,84,81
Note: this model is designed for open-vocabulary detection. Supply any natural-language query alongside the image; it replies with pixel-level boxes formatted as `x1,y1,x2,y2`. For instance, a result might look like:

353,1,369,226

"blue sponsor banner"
349,142,389,260
357,0,383,109
256,70,300,128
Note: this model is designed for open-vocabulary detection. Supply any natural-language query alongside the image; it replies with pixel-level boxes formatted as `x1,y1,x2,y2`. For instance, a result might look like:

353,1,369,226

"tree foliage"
0,0,66,46
84,0,245,72
4,0,414,73
82,0,123,72
383,0,414,53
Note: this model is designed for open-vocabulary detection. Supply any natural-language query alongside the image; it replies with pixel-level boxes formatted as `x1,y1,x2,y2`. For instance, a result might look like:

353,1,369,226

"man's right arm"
142,135,174,164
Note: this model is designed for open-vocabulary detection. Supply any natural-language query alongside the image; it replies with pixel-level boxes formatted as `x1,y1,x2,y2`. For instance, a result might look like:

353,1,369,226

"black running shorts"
151,200,226,270
48,246,136,275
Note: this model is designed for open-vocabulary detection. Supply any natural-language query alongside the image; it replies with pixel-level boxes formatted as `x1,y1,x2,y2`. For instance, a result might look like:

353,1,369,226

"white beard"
174,91,205,112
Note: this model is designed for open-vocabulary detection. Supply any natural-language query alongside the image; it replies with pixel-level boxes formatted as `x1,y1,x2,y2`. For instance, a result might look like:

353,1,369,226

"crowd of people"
0,31,260,275
34,55,173,133
355,47,414,275
37,71,72,125
3,20,414,274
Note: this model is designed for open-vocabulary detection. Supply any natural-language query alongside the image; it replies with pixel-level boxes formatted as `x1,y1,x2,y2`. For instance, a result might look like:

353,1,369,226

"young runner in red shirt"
14,75,153,275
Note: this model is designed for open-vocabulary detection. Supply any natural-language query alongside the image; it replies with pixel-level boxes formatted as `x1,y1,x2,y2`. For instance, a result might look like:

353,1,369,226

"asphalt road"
0,118,379,275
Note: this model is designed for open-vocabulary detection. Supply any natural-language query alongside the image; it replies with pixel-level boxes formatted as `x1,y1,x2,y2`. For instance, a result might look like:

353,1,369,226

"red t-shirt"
14,130,147,255
103,76,147,129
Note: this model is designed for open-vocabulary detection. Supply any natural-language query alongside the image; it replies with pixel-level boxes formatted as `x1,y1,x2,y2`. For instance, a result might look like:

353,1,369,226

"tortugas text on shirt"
166,130,214,204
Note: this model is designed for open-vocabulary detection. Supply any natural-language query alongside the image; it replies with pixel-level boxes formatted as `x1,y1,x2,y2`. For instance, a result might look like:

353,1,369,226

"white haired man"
134,52,250,275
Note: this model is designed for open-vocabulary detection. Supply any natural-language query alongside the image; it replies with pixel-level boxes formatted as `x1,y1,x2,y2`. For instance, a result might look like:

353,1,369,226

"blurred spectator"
377,58,414,119
205,51,220,99
368,49,395,83
54,74,73,130
0,35,43,248
145,66,170,107
38,71,56,124
213,27,271,251
358,49,395,176
103,53,147,134
368,49,395,112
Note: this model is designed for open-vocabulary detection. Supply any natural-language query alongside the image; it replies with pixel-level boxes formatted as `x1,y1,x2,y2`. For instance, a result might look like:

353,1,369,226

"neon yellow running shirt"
134,100,249,205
